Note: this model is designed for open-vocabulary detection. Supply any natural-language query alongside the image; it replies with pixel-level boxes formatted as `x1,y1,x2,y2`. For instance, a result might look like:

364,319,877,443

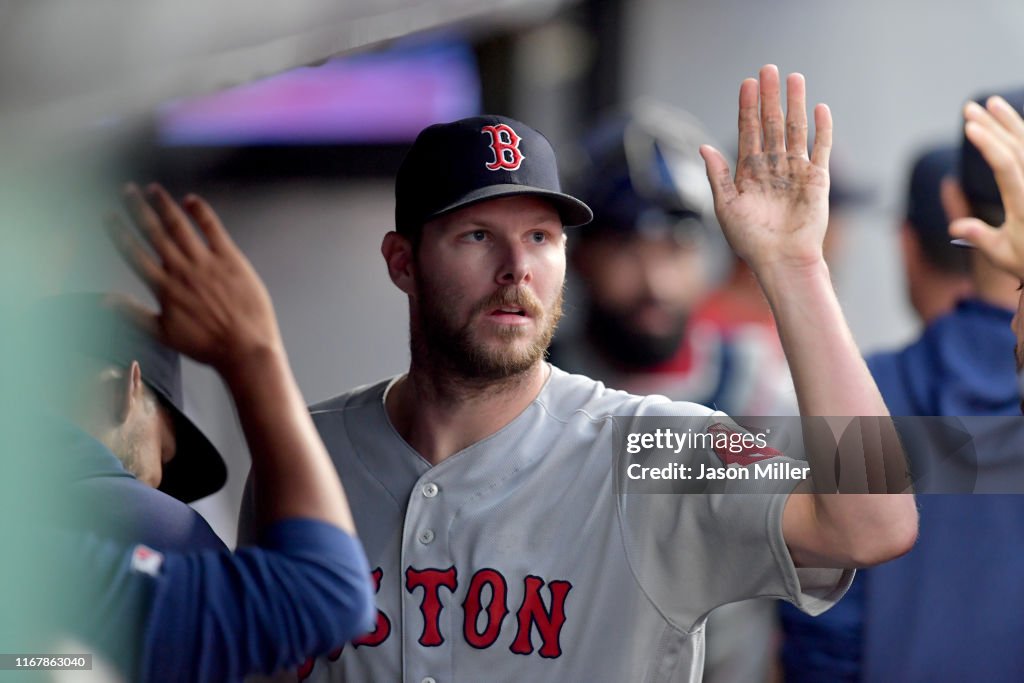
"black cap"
905,144,969,272
574,102,714,242
907,145,957,239
960,88,1024,210
395,115,593,234
34,293,227,503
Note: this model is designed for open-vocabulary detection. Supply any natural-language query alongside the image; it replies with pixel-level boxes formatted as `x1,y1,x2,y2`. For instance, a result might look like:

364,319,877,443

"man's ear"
941,176,970,222
381,231,416,296
116,361,144,424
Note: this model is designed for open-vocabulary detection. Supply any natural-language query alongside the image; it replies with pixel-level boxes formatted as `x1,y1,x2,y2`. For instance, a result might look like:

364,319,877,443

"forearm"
759,259,917,565
757,259,885,417
221,344,355,535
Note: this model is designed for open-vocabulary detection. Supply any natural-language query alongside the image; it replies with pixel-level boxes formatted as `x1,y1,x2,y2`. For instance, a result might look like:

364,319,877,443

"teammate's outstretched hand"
700,65,831,275
948,96,1024,279
109,183,283,376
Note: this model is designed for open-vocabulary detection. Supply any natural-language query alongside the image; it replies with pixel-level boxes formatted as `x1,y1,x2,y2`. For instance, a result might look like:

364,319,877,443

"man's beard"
414,279,563,382
585,301,687,370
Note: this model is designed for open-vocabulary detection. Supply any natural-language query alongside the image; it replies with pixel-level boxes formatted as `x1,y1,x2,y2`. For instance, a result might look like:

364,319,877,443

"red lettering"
298,566,388,678
509,575,572,658
353,567,391,649
482,124,525,171
406,566,458,647
462,568,509,649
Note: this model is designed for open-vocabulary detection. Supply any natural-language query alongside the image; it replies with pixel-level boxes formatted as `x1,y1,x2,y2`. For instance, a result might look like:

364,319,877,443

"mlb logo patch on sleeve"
130,544,165,577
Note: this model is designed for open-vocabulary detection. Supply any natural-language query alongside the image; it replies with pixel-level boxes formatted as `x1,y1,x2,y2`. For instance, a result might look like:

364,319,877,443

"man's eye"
530,231,547,243
468,230,487,242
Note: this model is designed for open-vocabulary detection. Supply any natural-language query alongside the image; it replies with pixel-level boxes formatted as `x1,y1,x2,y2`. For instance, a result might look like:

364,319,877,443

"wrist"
218,339,288,388
754,257,831,304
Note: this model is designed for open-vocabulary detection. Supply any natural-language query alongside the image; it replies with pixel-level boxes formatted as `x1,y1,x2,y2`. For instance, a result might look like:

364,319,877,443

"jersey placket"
401,474,455,683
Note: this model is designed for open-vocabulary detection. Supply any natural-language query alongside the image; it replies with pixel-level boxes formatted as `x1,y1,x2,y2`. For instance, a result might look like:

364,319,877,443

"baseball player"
42,184,376,682
896,145,973,323
240,66,916,683
950,93,1024,400
782,90,1024,682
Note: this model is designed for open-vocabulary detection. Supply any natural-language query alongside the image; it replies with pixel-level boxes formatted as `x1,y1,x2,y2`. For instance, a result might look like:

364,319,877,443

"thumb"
700,145,738,205
948,217,1003,254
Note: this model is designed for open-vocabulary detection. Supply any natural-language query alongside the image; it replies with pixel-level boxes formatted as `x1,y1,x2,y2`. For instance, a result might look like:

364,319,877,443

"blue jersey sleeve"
140,518,376,682
68,519,375,682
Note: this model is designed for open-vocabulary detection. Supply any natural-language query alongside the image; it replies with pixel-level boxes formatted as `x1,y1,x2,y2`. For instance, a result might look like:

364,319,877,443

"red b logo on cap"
482,124,525,171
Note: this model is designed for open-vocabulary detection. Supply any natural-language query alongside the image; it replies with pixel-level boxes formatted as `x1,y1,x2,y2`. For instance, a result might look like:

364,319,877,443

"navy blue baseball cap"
907,145,957,238
34,292,227,503
395,115,593,234
574,103,714,241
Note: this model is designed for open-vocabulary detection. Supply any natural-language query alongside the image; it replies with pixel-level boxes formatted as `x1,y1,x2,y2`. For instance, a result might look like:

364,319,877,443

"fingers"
810,104,833,170
183,194,235,255
700,145,739,206
949,216,1001,248
965,119,1024,219
145,184,207,261
785,73,809,159
964,101,1018,155
759,65,785,155
106,212,167,292
948,216,1023,276
737,78,762,160
122,184,189,273
987,96,1024,143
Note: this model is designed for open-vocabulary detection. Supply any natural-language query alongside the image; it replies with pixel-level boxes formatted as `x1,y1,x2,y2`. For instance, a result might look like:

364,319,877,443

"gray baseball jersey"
291,365,851,683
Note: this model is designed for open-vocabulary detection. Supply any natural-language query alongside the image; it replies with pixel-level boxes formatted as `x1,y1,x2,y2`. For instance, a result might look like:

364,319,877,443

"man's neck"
385,361,549,466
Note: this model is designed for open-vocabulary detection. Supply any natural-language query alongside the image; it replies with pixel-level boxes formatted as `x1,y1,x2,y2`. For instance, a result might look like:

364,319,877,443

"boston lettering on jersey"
298,566,573,680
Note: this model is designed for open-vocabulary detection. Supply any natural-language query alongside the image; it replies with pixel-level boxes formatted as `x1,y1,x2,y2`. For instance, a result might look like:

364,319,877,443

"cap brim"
157,401,227,504
428,184,593,228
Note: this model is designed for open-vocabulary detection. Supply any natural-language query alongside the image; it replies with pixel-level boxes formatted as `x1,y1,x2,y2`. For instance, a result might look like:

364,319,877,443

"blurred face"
112,391,177,488
412,196,566,380
575,232,708,367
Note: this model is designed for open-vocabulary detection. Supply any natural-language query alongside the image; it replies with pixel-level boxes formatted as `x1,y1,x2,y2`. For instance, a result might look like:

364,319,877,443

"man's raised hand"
700,65,832,277
108,183,283,377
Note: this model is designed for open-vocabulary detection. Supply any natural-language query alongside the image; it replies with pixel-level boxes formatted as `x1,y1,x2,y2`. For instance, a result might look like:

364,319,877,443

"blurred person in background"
779,89,1024,683
949,91,1024,406
897,145,973,324
550,102,780,682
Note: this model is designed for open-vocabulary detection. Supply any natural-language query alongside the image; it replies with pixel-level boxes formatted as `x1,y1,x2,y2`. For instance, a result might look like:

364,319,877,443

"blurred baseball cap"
907,145,956,232
395,115,593,235
574,100,715,242
33,292,226,503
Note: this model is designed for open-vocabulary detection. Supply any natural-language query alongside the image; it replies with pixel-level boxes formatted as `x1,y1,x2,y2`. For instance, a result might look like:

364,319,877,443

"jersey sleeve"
64,519,376,682
140,518,376,682
616,403,853,632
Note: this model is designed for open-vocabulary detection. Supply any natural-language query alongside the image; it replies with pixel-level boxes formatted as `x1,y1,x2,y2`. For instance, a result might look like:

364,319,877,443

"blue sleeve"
140,519,375,683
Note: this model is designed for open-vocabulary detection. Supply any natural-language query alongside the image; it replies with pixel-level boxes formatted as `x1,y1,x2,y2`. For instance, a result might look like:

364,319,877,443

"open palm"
701,66,832,274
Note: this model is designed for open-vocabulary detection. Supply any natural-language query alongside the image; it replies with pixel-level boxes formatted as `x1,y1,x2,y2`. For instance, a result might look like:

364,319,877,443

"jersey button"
422,482,439,498
418,529,435,544
422,678,437,683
